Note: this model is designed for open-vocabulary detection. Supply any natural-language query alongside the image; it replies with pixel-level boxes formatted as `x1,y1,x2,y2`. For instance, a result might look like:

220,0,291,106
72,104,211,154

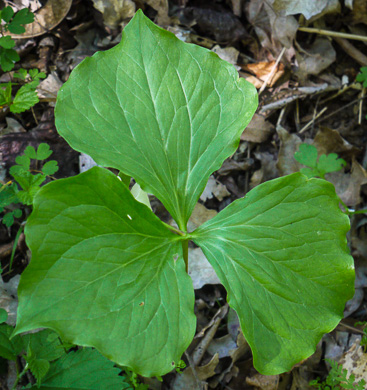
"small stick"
259,47,286,95
314,96,367,125
298,27,367,43
299,106,328,134
359,88,365,124
334,37,367,67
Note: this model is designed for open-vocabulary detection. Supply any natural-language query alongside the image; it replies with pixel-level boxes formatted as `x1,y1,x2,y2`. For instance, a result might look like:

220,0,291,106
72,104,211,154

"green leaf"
27,358,50,387
294,144,318,168
36,143,53,160
2,212,15,227
28,349,131,389
0,48,20,71
192,173,354,375
1,6,14,23
0,324,23,360
24,145,37,159
356,67,367,88
0,82,12,105
14,68,27,80
41,161,58,176
295,144,346,179
15,155,31,170
14,167,196,377
10,84,39,113
55,10,257,229
2,209,22,227
0,183,19,208
29,69,46,80
0,36,15,49
26,329,65,361
317,153,346,175
8,8,34,34
0,309,8,323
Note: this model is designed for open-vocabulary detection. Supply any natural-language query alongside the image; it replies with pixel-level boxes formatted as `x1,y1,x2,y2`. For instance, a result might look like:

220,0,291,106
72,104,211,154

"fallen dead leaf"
91,0,135,28
246,61,285,86
0,275,20,326
241,113,274,143
12,0,72,38
200,176,230,202
276,126,302,176
246,373,279,390
339,342,367,385
251,152,278,188
313,126,361,158
296,38,336,81
273,0,329,20
329,159,367,207
188,248,221,289
188,203,217,232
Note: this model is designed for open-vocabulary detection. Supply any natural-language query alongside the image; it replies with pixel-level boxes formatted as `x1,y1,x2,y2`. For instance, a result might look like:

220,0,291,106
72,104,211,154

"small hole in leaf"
127,214,132,220
173,254,179,261
172,361,175,366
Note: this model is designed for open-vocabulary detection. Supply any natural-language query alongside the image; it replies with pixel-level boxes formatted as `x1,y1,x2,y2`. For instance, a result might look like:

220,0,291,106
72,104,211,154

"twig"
334,37,367,67
314,96,367,125
259,47,285,95
298,27,367,42
359,88,365,124
192,304,228,365
299,107,328,134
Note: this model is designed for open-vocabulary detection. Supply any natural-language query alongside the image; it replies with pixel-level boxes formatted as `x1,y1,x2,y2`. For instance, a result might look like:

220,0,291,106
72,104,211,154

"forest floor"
0,0,367,389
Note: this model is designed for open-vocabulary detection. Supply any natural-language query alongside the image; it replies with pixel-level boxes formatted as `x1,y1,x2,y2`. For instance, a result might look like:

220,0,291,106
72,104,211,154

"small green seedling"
356,67,367,88
14,11,354,378
294,143,346,179
354,321,367,352
0,6,34,71
0,68,46,113
0,308,130,389
309,359,366,390
0,143,58,228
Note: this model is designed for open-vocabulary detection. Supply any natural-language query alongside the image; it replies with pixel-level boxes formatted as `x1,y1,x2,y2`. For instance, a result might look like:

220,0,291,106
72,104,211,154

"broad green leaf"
10,84,39,113
55,10,257,229
27,348,130,389
192,173,354,374
0,324,23,360
14,167,195,377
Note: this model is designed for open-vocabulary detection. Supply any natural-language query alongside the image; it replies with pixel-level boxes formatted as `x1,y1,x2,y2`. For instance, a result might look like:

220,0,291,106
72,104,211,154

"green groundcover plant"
12,10,355,378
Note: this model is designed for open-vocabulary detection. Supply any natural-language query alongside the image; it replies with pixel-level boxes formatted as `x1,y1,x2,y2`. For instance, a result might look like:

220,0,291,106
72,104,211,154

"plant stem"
182,239,189,273
298,27,367,42
11,363,28,390
161,221,185,236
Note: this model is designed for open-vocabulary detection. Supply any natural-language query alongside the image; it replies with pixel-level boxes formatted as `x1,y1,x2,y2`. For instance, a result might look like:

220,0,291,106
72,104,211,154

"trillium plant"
14,11,354,377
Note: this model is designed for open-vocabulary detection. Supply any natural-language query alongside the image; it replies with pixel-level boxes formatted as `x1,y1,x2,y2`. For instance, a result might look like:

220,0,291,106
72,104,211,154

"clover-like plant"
13,11,354,377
